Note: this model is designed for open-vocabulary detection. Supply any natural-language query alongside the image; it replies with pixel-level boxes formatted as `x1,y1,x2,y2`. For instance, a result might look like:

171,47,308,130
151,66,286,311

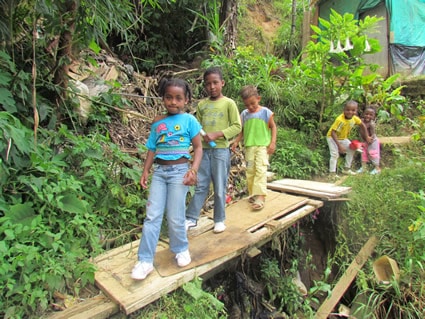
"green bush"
136,277,226,319
0,113,145,317
270,128,326,179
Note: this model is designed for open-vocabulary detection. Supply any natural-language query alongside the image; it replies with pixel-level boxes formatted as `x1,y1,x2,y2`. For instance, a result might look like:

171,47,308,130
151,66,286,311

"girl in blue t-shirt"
131,78,202,280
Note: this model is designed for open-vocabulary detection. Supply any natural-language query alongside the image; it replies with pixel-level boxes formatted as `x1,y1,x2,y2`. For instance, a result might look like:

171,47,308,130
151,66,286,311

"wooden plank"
155,225,252,277
49,201,323,319
246,247,262,258
250,203,323,236
122,250,243,314
270,179,351,194
217,191,310,230
95,270,135,305
246,198,309,232
326,197,351,202
268,179,351,197
379,136,411,144
46,294,119,319
267,184,337,200
89,191,325,316
187,216,214,237
246,203,323,251
94,241,168,271
314,236,379,319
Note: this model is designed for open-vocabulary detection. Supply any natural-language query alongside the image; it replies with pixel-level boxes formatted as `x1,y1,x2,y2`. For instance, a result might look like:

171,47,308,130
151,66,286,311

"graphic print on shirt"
203,104,223,127
156,122,185,146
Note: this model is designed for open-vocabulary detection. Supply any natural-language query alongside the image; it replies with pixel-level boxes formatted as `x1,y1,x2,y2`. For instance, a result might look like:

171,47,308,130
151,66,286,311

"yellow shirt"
326,114,361,139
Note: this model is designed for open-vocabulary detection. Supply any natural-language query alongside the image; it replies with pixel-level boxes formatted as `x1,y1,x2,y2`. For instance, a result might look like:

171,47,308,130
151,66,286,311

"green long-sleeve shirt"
196,96,242,148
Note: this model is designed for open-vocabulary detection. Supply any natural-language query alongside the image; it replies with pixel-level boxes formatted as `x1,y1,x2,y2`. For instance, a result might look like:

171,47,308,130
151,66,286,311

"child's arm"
369,122,376,140
140,150,155,189
267,116,277,155
231,131,243,152
191,134,202,172
204,130,224,143
183,133,202,186
359,122,372,144
210,101,241,142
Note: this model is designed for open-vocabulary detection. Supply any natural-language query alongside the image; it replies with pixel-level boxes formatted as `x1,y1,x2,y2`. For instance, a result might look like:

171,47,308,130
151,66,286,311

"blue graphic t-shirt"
146,113,201,160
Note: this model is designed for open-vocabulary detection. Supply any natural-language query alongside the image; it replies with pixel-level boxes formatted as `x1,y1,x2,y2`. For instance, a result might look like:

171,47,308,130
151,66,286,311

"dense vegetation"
1,0,424,318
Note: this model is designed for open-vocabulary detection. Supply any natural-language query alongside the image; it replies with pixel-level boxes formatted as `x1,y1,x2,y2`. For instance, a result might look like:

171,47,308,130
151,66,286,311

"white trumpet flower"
364,39,371,52
329,41,336,53
343,37,353,51
335,40,343,53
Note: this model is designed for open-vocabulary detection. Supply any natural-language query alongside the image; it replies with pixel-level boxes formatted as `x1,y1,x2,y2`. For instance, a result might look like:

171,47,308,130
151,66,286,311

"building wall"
319,0,359,18
360,3,389,77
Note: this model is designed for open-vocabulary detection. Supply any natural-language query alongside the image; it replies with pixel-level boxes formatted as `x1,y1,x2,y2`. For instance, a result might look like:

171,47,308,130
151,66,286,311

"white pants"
326,137,355,173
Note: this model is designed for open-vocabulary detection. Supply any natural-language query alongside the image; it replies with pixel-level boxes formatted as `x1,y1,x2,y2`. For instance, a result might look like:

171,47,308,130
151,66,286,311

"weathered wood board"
92,190,323,315
267,179,352,200
155,225,252,276
378,136,411,144
314,236,378,319
206,190,310,230
46,294,119,319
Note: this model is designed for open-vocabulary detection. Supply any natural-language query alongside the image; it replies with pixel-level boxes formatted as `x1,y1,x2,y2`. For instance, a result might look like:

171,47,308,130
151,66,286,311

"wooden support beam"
314,236,378,319
379,136,411,144
246,247,262,258
47,293,119,319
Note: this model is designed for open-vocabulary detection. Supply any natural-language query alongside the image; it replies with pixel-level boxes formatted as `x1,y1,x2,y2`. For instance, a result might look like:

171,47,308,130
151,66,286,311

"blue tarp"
386,0,425,75
386,0,425,46
358,0,385,14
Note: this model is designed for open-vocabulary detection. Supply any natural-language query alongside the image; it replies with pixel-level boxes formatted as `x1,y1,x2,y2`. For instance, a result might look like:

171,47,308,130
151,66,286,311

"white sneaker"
341,168,356,175
131,261,153,280
185,219,197,231
175,250,191,267
213,222,226,233
370,168,381,175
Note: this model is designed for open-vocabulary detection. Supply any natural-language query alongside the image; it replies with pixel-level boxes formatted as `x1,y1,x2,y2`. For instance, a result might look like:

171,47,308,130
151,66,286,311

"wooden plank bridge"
47,179,351,319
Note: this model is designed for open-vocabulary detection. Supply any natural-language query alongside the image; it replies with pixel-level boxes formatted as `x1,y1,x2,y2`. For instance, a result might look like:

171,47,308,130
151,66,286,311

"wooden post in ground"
314,236,378,319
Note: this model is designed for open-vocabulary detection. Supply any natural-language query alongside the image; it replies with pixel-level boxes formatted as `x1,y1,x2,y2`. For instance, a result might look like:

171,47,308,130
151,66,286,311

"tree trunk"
289,0,297,62
53,0,78,121
220,0,238,57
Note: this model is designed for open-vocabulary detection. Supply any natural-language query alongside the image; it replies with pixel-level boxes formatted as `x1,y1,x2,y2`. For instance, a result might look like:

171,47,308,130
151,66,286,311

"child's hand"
202,132,212,144
231,142,238,152
183,169,197,186
338,144,346,154
204,131,221,143
140,172,149,189
267,142,276,155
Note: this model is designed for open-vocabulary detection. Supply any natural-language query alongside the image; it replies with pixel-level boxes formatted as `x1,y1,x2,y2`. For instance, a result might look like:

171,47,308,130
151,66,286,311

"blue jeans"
186,148,230,223
138,163,189,263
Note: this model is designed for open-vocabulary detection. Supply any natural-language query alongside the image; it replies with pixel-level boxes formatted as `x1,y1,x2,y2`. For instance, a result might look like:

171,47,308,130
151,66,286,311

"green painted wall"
319,0,361,20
